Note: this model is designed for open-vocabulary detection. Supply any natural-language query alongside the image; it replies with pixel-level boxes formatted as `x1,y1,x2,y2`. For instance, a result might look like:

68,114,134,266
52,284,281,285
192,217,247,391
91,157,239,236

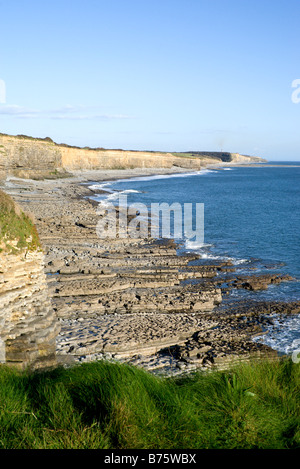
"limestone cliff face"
0,249,59,370
0,133,266,179
174,151,267,164
227,152,265,163
0,134,61,179
0,191,59,370
59,146,184,170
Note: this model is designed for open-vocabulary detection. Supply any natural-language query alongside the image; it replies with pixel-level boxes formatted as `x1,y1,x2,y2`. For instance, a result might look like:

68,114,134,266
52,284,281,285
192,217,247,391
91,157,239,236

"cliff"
0,133,266,179
176,151,267,164
0,134,62,180
0,190,59,369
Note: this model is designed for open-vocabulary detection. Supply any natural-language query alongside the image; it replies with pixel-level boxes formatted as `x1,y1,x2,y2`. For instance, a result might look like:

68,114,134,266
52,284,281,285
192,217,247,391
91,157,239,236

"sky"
0,0,300,160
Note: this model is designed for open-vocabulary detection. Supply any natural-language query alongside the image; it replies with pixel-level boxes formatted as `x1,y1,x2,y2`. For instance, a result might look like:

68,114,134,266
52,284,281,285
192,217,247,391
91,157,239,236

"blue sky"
0,0,300,160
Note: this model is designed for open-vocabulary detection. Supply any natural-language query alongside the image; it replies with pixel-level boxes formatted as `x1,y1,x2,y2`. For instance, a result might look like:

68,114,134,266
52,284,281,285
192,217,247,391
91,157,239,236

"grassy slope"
0,358,299,449
0,190,40,253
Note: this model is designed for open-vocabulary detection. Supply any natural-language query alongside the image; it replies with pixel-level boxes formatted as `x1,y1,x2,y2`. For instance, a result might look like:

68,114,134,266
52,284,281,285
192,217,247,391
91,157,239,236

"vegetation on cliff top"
0,190,40,253
0,358,298,449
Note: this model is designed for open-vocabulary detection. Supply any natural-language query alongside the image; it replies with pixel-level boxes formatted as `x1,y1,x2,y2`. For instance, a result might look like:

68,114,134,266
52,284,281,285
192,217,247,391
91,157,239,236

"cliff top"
0,132,266,162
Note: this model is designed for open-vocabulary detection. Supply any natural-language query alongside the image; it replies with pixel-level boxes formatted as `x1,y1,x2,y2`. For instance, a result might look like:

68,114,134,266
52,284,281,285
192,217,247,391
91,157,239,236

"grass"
0,358,299,449
0,190,40,253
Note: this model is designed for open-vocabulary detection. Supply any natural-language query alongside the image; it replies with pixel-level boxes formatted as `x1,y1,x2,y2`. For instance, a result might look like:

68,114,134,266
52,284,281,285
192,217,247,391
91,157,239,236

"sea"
88,162,300,358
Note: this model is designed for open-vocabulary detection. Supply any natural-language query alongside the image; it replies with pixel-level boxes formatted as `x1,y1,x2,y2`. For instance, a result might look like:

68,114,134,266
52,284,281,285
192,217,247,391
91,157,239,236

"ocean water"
89,162,300,356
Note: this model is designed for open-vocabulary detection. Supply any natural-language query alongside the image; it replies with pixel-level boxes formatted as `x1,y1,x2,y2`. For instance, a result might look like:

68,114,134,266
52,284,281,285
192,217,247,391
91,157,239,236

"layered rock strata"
0,250,59,369
0,193,59,370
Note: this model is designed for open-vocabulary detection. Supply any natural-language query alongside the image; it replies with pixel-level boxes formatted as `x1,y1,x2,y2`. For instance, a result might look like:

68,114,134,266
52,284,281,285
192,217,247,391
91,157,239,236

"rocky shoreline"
2,168,300,375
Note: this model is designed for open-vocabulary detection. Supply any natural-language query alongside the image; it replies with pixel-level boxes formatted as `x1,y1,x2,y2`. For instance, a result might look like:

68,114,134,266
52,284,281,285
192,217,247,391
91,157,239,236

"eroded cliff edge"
0,133,266,180
0,190,59,370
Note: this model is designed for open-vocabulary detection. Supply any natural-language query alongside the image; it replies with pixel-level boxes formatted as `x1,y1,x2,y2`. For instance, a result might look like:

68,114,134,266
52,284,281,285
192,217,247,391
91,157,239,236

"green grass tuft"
0,358,299,449
0,190,40,253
